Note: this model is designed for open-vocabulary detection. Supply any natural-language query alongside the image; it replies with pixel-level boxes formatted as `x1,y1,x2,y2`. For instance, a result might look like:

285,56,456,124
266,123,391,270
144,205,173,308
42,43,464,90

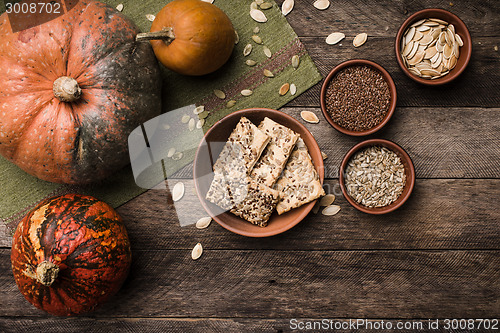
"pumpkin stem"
53,76,82,103
35,261,60,287
136,27,175,45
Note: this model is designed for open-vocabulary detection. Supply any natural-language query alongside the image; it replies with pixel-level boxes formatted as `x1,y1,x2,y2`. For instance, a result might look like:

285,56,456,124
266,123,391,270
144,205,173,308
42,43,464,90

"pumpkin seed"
253,26,260,34
241,89,253,96
234,30,239,44
263,46,272,58
193,105,205,115
252,35,263,44
188,118,195,131
246,59,257,66
321,151,328,160
167,148,176,158
196,217,212,229
281,0,294,16
146,14,155,22
313,0,330,10
250,9,267,22
455,33,463,47
250,1,258,10
312,200,321,214
226,100,237,108
353,33,367,47
243,44,252,56
326,32,345,45
201,0,214,2
319,194,335,207
172,152,183,161
213,89,226,99
255,0,264,5
300,111,319,123
181,115,190,123
198,110,209,119
191,243,203,260
290,83,297,95
291,55,300,69
263,69,274,77
196,119,204,129
259,2,273,10
172,182,184,202
279,83,290,96
163,124,170,130
322,205,341,216
116,4,124,12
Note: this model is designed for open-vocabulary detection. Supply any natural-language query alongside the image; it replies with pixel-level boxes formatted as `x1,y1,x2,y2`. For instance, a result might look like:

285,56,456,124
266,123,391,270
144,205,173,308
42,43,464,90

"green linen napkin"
0,0,322,237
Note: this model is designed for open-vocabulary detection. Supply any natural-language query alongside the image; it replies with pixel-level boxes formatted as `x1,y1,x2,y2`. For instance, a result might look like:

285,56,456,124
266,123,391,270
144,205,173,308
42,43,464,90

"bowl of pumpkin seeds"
395,8,472,85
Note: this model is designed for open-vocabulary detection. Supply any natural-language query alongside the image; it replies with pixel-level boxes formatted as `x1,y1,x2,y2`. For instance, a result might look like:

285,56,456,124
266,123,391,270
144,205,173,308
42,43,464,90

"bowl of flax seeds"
320,59,397,136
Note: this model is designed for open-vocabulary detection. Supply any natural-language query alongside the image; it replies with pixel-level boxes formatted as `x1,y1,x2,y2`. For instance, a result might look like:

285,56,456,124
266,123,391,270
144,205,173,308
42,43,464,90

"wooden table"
1,0,499,331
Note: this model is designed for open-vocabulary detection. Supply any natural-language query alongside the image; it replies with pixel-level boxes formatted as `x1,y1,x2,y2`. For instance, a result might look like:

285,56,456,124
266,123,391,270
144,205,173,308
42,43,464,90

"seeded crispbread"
230,180,279,227
250,117,300,187
206,173,252,211
275,138,325,215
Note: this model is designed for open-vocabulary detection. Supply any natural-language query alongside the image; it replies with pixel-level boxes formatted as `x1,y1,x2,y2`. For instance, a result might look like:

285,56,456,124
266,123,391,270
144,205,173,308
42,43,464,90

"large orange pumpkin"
137,0,235,76
0,1,162,184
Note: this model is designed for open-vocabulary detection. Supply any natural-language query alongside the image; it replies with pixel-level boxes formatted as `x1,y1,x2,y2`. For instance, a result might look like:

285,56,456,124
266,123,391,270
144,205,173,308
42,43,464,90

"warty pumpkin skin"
0,0,162,184
11,194,132,316
147,0,235,76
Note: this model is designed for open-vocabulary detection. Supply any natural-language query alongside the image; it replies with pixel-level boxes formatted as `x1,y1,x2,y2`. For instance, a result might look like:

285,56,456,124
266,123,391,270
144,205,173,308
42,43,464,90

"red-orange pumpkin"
11,194,132,316
0,1,161,184
138,0,235,76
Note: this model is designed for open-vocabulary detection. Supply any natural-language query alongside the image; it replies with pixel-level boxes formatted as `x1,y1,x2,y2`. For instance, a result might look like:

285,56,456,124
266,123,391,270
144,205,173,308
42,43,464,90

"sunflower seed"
245,59,257,66
301,111,319,123
146,14,155,22
313,0,330,10
196,119,204,129
321,151,328,160
234,30,239,44
196,217,212,229
250,9,267,22
259,2,273,10
181,115,190,123
291,55,300,69
282,0,294,16
214,89,226,99
241,89,253,96
116,4,123,11
253,27,260,34
252,35,263,44
243,44,252,56
322,205,341,216
188,118,195,131
198,110,209,119
279,83,290,96
193,105,205,115
226,100,237,108
326,32,345,45
172,182,184,202
263,69,274,77
319,194,335,207
353,33,367,47
172,152,183,160
167,148,176,158
191,243,203,260
290,83,297,95
263,46,272,58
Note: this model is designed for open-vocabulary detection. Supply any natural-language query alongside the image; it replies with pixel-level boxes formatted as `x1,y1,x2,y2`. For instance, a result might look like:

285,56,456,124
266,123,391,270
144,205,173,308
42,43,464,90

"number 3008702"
5,2,61,14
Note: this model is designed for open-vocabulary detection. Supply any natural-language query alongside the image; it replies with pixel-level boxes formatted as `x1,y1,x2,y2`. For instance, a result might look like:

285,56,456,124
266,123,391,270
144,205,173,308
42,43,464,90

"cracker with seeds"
250,117,300,187
275,138,325,215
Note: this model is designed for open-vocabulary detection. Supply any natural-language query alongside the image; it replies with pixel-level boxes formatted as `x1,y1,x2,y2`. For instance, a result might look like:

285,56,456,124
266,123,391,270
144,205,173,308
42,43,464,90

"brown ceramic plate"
193,108,324,237
339,139,415,214
320,59,397,136
395,8,472,85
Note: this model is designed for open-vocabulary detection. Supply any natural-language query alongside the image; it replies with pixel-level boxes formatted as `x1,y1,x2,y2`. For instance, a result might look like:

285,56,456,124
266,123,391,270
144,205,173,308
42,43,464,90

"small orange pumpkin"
137,0,235,76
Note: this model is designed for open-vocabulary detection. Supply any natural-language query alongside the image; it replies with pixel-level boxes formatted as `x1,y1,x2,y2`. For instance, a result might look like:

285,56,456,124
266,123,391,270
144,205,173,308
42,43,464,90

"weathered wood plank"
1,179,499,250
0,318,495,333
289,37,500,107
0,250,497,318
281,0,500,37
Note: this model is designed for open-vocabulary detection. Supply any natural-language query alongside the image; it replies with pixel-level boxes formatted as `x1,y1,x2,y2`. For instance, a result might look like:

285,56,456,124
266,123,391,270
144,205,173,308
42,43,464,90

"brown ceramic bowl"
395,8,472,85
339,139,415,214
320,59,397,136
193,108,324,237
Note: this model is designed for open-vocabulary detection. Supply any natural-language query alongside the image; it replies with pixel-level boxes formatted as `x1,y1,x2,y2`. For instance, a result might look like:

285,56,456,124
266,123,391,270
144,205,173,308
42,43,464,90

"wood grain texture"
0,249,497,318
1,179,498,250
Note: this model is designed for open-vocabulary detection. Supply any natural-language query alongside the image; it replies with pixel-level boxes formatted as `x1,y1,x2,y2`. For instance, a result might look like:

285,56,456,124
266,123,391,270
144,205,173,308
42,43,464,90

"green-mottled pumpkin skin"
11,194,131,316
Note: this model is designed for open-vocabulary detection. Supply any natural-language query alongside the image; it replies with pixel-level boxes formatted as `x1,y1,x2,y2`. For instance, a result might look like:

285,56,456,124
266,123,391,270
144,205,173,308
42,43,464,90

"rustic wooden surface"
1,0,499,332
